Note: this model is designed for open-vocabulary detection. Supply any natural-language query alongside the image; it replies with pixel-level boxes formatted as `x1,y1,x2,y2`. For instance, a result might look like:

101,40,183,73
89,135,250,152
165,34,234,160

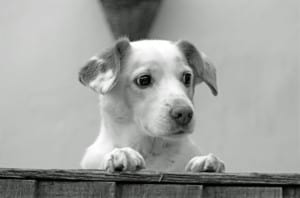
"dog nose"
170,106,193,126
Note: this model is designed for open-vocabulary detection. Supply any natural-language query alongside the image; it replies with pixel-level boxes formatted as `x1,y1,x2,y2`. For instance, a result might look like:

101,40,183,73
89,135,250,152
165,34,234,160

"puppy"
79,38,225,173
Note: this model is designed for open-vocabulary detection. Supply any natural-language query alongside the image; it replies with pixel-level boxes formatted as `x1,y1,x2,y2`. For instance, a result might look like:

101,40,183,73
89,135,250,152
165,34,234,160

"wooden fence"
0,168,299,197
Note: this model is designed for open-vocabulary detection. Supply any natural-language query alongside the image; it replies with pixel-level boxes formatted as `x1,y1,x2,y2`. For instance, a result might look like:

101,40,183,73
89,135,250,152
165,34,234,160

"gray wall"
0,0,299,172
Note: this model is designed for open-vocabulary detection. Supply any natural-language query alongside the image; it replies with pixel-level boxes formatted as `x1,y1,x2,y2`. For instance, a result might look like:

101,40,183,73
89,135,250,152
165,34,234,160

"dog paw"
185,153,225,173
103,147,146,172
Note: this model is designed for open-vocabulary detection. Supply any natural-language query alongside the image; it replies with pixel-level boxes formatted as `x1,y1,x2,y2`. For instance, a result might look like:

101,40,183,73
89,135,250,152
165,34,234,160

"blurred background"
0,0,298,172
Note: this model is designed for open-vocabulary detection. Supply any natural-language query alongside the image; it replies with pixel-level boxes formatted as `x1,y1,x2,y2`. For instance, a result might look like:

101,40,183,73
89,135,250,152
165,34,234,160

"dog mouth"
139,120,192,138
173,130,185,135
167,129,192,138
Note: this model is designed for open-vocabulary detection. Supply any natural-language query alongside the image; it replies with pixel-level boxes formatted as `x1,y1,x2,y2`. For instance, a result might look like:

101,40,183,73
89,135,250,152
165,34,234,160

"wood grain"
0,179,36,198
2,170,300,197
283,187,300,198
203,186,282,198
0,168,300,186
37,181,116,198
117,184,202,198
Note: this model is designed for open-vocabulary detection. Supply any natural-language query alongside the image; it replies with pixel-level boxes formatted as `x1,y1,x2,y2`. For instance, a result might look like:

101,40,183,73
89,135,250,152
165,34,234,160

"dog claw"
185,153,225,173
104,147,146,172
114,164,125,172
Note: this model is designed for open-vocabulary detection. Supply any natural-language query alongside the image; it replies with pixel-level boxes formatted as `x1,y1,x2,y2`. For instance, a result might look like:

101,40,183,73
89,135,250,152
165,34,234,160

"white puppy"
79,38,225,173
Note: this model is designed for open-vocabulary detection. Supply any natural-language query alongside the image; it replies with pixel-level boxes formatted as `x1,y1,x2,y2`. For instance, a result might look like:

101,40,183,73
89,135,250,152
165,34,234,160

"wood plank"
0,179,36,198
203,186,282,198
117,184,202,198
37,181,116,198
283,187,300,198
0,168,300,186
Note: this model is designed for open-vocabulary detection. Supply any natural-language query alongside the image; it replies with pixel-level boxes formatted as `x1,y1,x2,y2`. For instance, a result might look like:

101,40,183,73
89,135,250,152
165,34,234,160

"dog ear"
79,37,130,94
176,40,218,96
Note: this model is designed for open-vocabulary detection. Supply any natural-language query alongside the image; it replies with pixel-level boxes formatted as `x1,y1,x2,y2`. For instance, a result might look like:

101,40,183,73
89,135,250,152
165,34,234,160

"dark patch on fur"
78,37,130,89
79,59,102,86
177,40,218,96
177,41,203,81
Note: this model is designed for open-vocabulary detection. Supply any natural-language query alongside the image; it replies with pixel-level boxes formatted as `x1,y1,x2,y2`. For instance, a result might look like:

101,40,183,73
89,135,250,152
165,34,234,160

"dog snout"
170,106,193,126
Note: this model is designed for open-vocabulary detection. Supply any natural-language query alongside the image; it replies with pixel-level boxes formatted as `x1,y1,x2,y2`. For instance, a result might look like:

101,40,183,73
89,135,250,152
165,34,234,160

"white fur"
81,40,225,172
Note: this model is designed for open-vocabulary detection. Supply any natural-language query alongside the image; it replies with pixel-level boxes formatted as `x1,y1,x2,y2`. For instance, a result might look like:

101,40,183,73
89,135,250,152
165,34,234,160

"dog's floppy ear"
79,37,130,94
176,40,218,96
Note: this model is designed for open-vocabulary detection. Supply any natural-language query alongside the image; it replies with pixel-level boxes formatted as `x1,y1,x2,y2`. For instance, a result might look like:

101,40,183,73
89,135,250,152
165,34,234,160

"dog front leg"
81,146,146,172
80,146,108,169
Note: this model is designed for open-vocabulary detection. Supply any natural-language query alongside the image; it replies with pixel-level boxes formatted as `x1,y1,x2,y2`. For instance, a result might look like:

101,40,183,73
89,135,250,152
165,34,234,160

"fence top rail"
0,168,299,186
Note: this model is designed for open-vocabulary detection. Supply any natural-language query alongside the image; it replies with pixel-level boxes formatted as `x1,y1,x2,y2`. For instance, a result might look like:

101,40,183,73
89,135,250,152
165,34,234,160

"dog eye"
135,75,152,88
182,72,192,86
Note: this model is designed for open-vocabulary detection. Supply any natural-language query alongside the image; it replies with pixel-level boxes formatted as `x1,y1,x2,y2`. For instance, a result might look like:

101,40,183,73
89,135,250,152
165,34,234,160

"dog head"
79,38,217,139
